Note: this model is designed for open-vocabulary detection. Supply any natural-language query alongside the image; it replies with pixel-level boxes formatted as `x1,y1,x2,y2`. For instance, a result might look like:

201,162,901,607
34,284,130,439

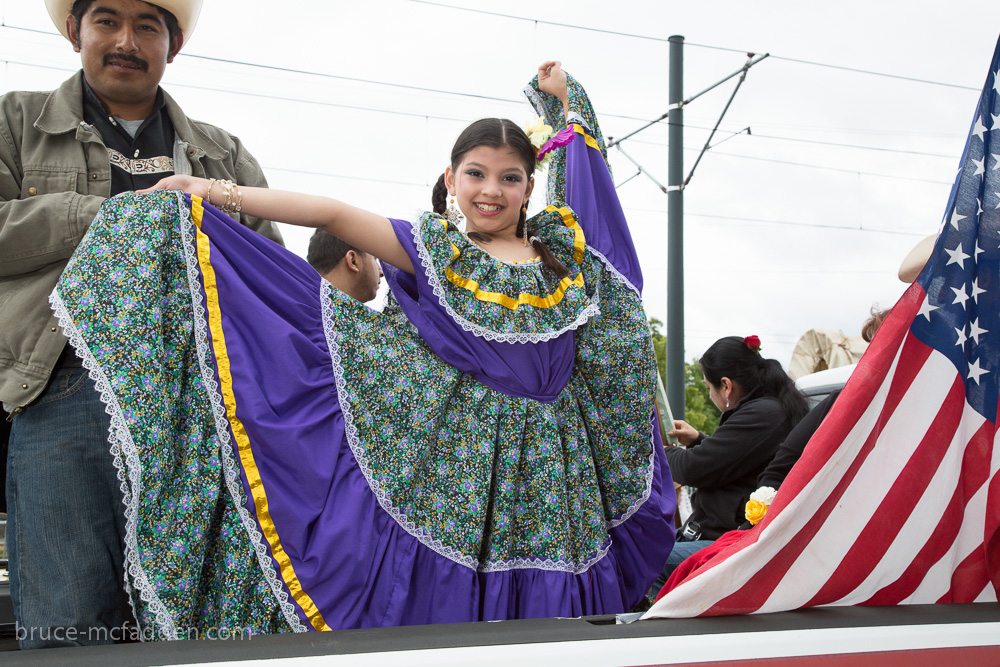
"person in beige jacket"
0,0,280,648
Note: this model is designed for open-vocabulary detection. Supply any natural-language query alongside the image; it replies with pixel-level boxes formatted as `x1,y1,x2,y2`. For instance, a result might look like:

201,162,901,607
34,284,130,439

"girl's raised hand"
537,60,568,106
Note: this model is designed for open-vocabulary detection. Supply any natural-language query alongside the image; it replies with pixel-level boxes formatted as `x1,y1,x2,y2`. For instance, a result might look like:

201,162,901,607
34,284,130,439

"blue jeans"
647,538,715,598
6,367,126,649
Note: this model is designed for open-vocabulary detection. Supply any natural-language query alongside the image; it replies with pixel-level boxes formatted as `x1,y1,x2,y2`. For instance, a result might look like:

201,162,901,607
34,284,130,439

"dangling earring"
520,203,529,245
725,399,730,409
447,196,464,227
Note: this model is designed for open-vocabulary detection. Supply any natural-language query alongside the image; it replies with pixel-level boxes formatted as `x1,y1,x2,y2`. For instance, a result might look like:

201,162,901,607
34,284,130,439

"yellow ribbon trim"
546,204,586,266
441,205,586,311
572,123,601,152
191,195,331,632
444,266,584,310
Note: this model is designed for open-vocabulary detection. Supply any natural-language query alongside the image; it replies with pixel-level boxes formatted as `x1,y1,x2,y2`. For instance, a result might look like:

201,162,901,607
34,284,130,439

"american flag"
644,40,1000,618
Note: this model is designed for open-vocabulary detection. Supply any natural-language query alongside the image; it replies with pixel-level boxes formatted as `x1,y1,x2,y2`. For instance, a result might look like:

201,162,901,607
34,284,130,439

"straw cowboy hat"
45,0,203,47
898,233,936,283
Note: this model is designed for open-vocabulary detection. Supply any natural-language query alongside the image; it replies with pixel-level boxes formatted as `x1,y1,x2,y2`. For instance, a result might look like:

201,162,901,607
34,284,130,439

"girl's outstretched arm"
142,175,414,274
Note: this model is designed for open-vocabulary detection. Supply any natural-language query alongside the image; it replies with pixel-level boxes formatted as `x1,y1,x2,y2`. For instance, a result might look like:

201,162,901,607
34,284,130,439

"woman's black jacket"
665,390,795,540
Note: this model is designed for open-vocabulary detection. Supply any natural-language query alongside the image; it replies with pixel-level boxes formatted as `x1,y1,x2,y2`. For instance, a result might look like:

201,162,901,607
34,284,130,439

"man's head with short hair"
47,0,201,46
307,230,357,276
307,230,383,303
47,0,201,119
69,0,182,48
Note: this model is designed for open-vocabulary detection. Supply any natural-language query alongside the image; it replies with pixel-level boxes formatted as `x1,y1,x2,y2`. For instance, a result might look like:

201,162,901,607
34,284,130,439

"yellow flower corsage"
745,486,777,526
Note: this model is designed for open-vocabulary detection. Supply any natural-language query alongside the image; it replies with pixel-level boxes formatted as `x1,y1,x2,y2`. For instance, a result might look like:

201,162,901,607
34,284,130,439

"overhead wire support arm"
683,52,770,106
607,53,768,151
615,170,643,189
684,52,769,186
614,144,669,192
607,112,670,150
708,126,751,150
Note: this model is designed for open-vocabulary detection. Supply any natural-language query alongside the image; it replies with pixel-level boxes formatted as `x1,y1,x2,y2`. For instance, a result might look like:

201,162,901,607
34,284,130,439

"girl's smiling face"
445,145,534,238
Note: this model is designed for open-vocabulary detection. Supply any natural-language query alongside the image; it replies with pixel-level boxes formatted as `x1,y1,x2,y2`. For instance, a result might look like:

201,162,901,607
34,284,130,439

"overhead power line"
0,23,659,125
0,23,971,157
406,0,979,91
681,147,954,185
0,57,958,188
622,206,932,237
746,130,957,158
768,55,979,91
0,23,523,104
627,123,958,160
0,56,479,124
684,211,929,237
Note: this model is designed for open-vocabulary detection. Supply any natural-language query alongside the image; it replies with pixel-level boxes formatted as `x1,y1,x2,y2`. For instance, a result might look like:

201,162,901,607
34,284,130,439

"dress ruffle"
52,192,291,637
413,208,599,343
54,191,674,636
52,70,675,638
330,244,658,571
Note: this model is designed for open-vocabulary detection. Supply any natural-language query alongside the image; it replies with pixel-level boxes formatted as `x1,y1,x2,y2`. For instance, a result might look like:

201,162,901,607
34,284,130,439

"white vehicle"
795,363,856,408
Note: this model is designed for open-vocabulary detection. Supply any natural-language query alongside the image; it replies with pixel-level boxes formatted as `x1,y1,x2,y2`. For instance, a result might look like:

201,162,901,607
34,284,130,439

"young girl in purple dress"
54,62,675,636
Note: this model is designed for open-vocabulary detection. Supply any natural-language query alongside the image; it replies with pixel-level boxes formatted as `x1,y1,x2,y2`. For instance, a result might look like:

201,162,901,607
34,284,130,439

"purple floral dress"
52,73,675,638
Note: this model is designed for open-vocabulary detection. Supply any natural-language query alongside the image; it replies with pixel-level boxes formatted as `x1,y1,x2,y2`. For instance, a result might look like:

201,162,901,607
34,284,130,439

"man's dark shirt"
82,76,176,196
59,77,178,371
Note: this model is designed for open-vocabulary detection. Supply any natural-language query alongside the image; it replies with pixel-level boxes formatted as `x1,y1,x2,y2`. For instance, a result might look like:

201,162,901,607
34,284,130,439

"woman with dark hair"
649,335,808,592
652,308,890,601
53,62,675,636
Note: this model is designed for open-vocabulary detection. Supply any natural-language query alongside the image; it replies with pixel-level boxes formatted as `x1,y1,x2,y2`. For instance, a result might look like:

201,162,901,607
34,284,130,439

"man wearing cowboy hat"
0,0,280,648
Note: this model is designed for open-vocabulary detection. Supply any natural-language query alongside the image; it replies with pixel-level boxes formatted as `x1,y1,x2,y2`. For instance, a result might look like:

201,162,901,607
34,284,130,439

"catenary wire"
0,54,960,179
405,0,979,91
0,24,965,161
623,208,933,237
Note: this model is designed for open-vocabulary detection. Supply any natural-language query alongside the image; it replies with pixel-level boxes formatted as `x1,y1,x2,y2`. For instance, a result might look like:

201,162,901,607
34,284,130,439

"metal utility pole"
667,35,685,420
607,39,766,419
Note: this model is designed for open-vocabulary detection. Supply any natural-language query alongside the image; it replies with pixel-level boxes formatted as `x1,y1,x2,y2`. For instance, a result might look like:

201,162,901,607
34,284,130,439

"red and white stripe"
644,284,1000,619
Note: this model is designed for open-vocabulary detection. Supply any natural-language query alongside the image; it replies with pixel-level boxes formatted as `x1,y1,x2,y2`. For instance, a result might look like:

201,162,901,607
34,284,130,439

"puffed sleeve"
525,72,644,292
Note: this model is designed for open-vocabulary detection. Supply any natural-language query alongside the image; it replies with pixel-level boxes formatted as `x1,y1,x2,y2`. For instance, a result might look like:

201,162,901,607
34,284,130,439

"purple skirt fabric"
185,197,675,629
52,81,675,635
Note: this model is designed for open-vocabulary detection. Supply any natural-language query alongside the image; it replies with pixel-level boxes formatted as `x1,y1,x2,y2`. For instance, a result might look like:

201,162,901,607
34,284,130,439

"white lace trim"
523,85,545,120
583,241,654,525
608,411,657,529
410,220,601,344
51,271,179,641
588,244,642,298
321,281,615,574
566,111,592,134
177,195,307,633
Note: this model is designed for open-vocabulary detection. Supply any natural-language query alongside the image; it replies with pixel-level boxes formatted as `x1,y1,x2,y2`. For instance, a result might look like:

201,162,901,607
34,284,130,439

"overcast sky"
2,0,1000,369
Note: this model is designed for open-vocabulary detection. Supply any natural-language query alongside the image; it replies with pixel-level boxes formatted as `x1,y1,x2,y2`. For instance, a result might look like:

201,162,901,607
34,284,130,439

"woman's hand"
667,420,700,446
537,60,569,114
137,175,210,198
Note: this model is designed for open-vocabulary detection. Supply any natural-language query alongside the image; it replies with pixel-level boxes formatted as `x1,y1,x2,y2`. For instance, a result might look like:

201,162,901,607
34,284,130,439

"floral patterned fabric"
50,71,675,636
410,207,596,341
53,192,287,638
330,210,657,570
525,74,609,206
